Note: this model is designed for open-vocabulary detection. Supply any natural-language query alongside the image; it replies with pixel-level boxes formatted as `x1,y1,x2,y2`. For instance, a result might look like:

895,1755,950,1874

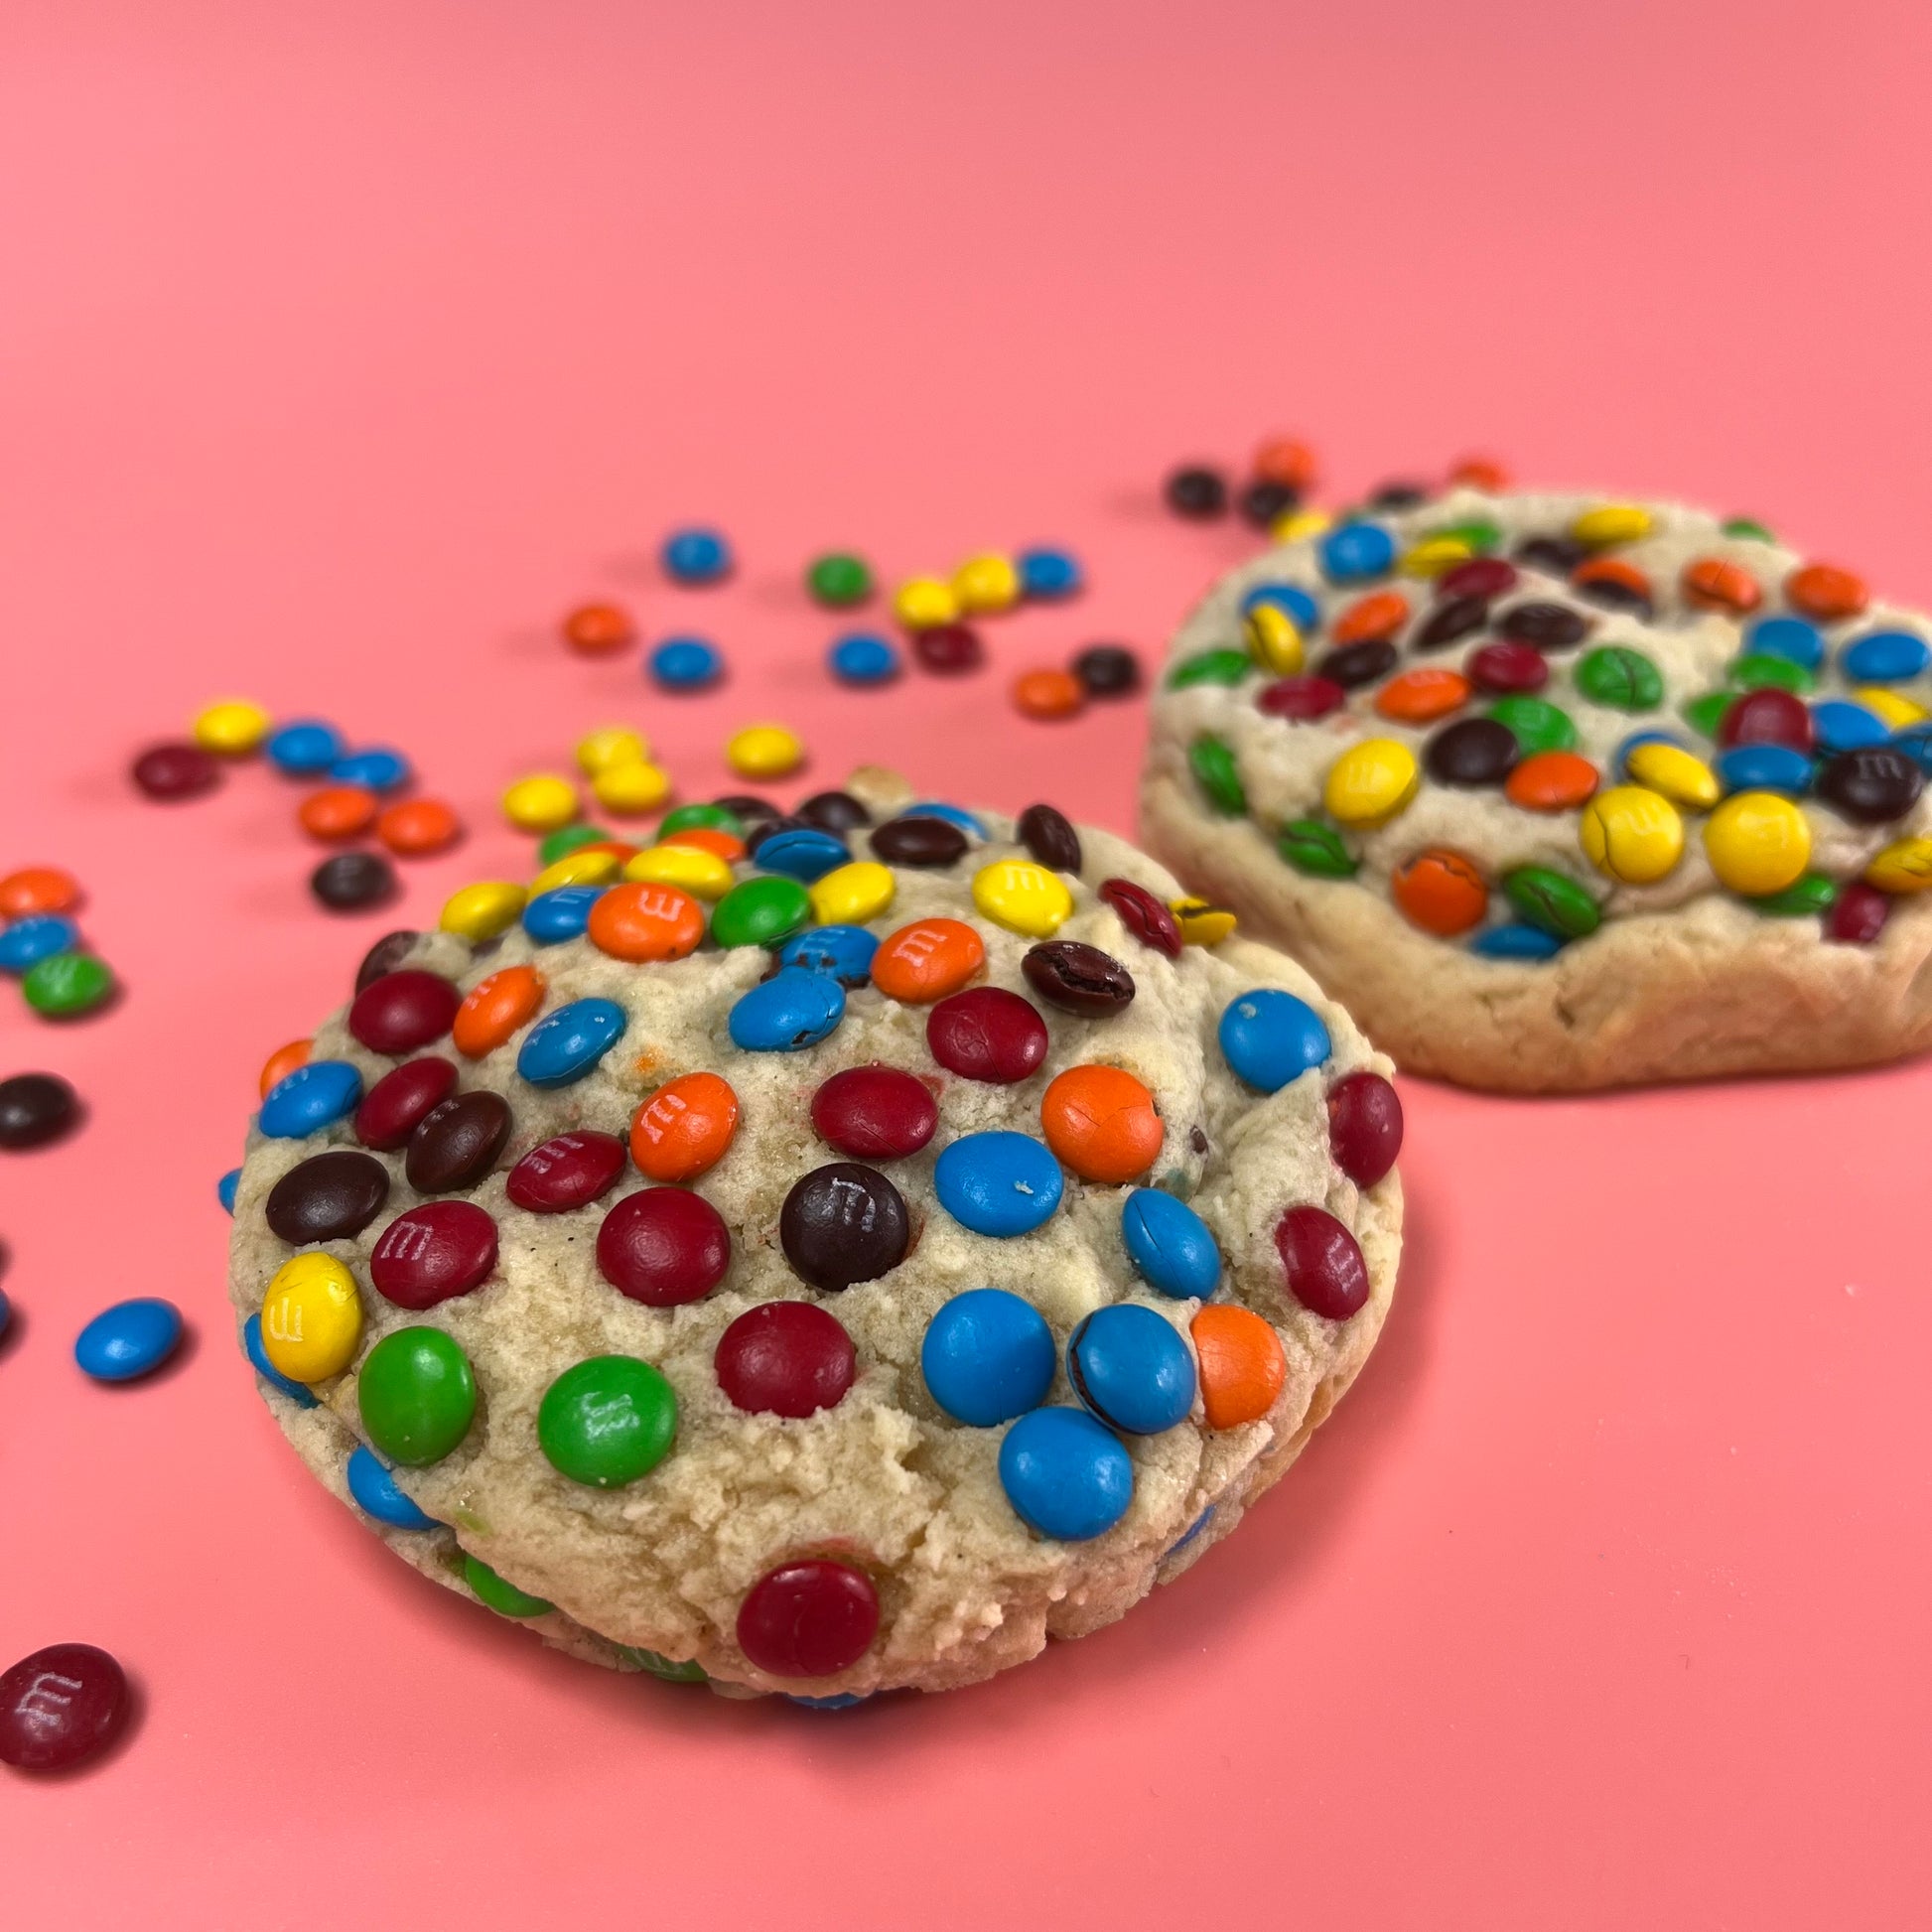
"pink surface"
4,2,1930,1923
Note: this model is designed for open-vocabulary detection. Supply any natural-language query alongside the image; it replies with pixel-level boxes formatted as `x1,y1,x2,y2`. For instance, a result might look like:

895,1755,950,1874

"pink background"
4,2,1930,1924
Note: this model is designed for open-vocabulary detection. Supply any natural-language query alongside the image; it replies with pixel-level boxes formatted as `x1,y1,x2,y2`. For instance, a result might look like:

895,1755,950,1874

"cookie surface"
1142,490,1932,1091
227,772,1401,1700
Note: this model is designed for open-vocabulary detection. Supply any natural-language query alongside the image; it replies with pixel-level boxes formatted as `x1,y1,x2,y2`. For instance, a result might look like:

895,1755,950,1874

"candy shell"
1218,990,1330,1091
729,968,846,1051
73,1298,183,1382
933,1131,1063,1237
1120,1188,1221,1301
346,1446,441,1530
998,1408,1133,1541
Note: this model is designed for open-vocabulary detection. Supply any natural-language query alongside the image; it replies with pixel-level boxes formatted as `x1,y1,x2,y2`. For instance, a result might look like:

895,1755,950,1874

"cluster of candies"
1164,442,1511,540
0,866,112,1019
232,790,1396,1684
130,700,466,913
1175,502,1932,956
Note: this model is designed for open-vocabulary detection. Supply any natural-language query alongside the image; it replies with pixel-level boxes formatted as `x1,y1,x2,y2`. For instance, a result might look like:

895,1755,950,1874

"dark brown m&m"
0,1071,79,1150
1164,465,1228,518
1425,717,1518,787
354,929,419,991
797,790,872,834
354,1055,458,1151
405,1090,512,1193
1816,747,1925,824
1017,802,1082,875
1412,595,1489,653
1022,940,1135,1017
1070,644,1141,698
369,1199,499,1308
1496,602,1590,650
779,1164,909,1291
264,1150,391,1243
809,1065,938,1161
926,987,1049,1083
871,814,968,867
311,850,398,912
1316,640,1399,690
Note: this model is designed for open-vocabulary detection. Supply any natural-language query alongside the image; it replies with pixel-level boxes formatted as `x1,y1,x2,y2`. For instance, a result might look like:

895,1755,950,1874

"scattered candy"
0,1071,79,1150
376,797,462,857
648,636,724,690
726,723,804,779
893,577,959,630
501,773,581,833
1013,667,1085,720
0,1643,131,1772
73,1298,184,1382
662,526,731,585
828,632,900,685
265,720,345,775
330,748,410,791
1018,546,1081,599
910,622,984,674
310,850,397,911
562,603,635,653
808,552,874,607
131,741,220,800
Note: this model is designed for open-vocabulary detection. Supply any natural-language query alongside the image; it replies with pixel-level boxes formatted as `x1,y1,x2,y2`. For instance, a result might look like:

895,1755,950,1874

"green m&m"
1727,653,1814,695
1751,873,1839,917
617,1645,708,1684
1488,697,1579,757
358,1326,477,1466
710,875,811,949
1575,645,1663,713
1682,691,1733,739
1278,819,1358,879
1168,649,1251,691
537,823,608,865
1189,736,1247,816
1503,865,1601,940
659,801,745,839
464,1555,553,1619
537,1355,677,1488
807,552,874,608
23,952,113,1017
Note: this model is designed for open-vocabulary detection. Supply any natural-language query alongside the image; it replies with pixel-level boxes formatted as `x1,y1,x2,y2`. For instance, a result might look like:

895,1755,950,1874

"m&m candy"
998,1407,1133,1540
662,526,731,584
649,636,724,689
921,1289,1056,1426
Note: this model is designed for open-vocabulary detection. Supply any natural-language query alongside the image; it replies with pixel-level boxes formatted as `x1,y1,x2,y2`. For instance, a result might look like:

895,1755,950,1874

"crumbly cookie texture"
228,777,1400,1700
1142,488,1932,1091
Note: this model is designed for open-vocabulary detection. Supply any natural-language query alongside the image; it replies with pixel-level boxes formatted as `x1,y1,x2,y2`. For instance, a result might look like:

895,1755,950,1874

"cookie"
226,771,1402,1701
1141,490,1932,1091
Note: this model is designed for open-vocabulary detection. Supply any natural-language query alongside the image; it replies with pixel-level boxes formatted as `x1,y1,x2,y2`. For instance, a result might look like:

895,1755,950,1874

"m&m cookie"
1143,489,1932,1089
225,769,1401,1700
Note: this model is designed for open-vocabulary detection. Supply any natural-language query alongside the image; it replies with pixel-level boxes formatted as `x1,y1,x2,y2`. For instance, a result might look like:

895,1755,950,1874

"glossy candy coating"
516,997,626,1088
729,968,846,1050
588,883,705,962
711,876,812,949
1274,1205,1371,1319
778,923,879,986
779,1163,910,1290
369,1200,498,1307
265,1150,390,1243
1067,1304,1196,1435
1040,1064,1163,1182
74,1298,184,1382
933,1131,1063,1237
1704,791,1811,896
1098,878,1182,957
266,720,345,774
597,1187,731,1306
353,1056,457,1151
810,1065,937,1160
630,1072,739,1181
22,951,113,1017
1579,785,1684,885
259,1059,362,1138
345,1446,440,1530
806,862,895,926
0,1071,79,1149
358,1326,478,1465
1016,802,1082,874
348,971,461,1055
998,1407,1134,1541
926,987,1049,1083
737,1562,879,1678
871,814,968,867
1326,1071,1403,1186
1190,1306,1288,1429
972,860,1071,937
1218,990,1330,1091
539,1355,678,1487
0,1643,131,1771
920,1289,1056,1426
405,1090,512,1192
1022,939,1135,1016
1323,738,1419,827
0,913,78,974
716,1303,857,1417
132,741,220,799
871,918,985,1002
506,1131,628,1212
1120,1188,1221,1300
260,1252,362,1381
330,748,409,791
752,827,850,882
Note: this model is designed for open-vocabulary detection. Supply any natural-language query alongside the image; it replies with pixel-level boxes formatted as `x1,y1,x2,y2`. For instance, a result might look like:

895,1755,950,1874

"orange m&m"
659,825,746,864
586,883,705,963
1012,668,1085,720
1448,455,1510,491
1390,849,1487,936
1040,1064,1163,1183
1332,590,1410,645
1190,1305,1287,1429
0,867,80,917
1253,438,1317,489
1786,562,1868,621
562,602,636,653
298,785,378,841
453,966,545,1057
1375,667,1470,725
1571,557,1651,607
630,1071,741,1181
1681,557,1761,616
258,1037,312,1098
871,918,986,1004
1505,751,1600,812
376,798,463,857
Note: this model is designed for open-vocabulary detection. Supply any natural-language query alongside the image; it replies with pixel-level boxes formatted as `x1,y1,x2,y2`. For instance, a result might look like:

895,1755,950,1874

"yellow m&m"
1624,742,1720,809
440,881,528,941
972,861,1072,937
1171,898,1237,945
726,724,804,780
576,726,650,775
530,848,623,895
1244,603,1304,675
1865,837,1932,894
1854,687,1929,731
951,554,1021,615
1322,739,1420,828
1270,508,1332,544
893,577,959,630
1398,536,1472,578
1704,791,1810,896
193,699,273,756
1579,785,1684,885
622,843,734,900
259,1252,363,1383
502,773,580,833
1571,504,1653,548
593,759,673,816
809,861,895,925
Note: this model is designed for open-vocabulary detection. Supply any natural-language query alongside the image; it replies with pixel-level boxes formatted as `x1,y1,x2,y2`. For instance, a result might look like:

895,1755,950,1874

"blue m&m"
1120,1189,1221,1301
998,1407,1133,1541
1318,522,1396,583
662,526,731,585
1241,582,1320,631
777,923,878,986
1218,989,1331,1092
259,1059,362,1138
1842,630,1930,684
933,1131,1063,1237
265,720,345,775
1744,616,1824,672
648,636,725,690
346,1445,441,1530
755,827,850,882
729,968,846,1051
1066,1305,1196,1436
902,801,987,838
1812,699,1891,755
244,1311,317,1406
1471,923,1565,961
0,913,78,974
330,747,410,791
517,997,626,1088
1718,745,1813,795
74,1298,184,1383
217,1167,241,1213
828,633,900,685
921,1289,1056,1426
1018,547,1081,600
522,886,605,945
